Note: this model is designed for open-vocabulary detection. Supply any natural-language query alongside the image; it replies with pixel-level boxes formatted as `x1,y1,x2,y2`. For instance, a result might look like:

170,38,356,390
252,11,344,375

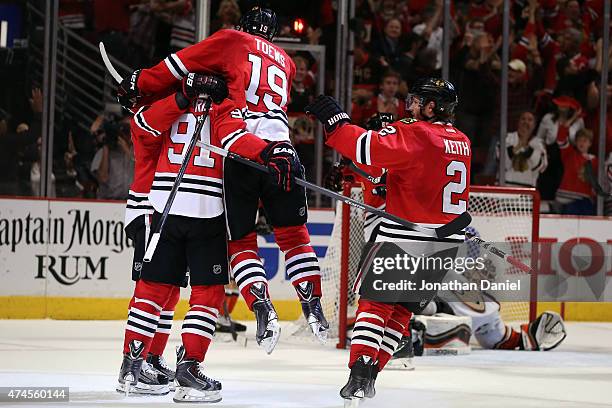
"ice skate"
387,335,415,371
250,283,281,354
173,345,222,403
147,353,176,391
296,281,329,344
340,356,375,407
116,340,170,396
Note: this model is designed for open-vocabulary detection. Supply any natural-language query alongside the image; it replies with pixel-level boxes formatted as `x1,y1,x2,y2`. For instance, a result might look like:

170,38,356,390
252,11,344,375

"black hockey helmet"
238,6,278,42
407,78,458,121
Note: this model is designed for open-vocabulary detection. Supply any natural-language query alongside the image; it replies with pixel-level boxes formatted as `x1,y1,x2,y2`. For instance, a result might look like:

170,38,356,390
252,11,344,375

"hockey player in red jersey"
307,78,470,404
122,87,181,394
117,7,328,353
117,73,298,402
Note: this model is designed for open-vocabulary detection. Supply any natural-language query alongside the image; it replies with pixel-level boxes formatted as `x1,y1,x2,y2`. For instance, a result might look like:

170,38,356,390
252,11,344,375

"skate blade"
309,322,328,345
386,357,415,371
173,386,222,403
343,397,363,408
116,381,170,396
259,322,281,355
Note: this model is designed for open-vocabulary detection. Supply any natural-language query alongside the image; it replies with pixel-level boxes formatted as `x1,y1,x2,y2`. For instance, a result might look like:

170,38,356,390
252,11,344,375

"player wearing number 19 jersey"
123,7,328,353
306,78,470,404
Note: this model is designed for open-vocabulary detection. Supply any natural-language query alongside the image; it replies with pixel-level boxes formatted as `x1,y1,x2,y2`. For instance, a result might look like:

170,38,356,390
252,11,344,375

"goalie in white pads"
420,297,566,351
417,226,567,352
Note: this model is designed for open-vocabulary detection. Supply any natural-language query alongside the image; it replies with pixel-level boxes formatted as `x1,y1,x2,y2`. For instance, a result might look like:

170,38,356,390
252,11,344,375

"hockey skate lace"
157,355,170,371
141,361,156,375
196,365,216,384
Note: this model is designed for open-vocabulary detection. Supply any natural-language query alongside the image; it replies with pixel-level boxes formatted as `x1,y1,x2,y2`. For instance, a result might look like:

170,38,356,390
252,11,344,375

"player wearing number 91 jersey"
121,7,328,354
306,78,471,404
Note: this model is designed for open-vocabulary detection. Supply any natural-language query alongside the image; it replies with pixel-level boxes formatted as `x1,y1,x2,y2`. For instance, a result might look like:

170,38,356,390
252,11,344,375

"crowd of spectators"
0,0,611,214
343,0,611,215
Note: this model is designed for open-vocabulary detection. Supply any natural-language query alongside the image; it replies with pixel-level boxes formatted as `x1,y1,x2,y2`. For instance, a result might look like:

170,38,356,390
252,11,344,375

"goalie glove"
260,141,303,192
305,95,351,133
521,311,567,351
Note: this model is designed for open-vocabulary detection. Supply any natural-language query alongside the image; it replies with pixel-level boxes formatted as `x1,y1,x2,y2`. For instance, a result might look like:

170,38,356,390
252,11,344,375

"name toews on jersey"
136,29,296,142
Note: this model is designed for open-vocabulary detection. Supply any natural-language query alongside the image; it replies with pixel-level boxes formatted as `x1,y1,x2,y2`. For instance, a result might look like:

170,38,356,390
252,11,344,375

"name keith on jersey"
443,139,470,156
255,38,286,68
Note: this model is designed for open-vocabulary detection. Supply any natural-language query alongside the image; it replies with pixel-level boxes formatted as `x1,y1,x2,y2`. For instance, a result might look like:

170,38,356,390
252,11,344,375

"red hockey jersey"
130,94,267,219
556,125,597,202
137,29,296,142
125,120,162,226
327,118,471,242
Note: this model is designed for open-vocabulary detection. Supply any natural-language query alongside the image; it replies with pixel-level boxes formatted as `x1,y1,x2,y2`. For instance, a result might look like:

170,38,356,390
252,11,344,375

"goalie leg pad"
521,311,567,351
181,285,224,362
416,313,472,355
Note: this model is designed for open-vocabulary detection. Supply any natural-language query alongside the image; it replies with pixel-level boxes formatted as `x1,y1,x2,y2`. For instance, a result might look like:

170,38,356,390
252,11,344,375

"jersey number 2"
168,114,214,168
246,54,288,110
443,160,467,214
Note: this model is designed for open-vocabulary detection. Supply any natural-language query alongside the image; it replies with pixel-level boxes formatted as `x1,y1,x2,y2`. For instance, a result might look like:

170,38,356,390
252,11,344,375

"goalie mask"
238,7,279,42
407,77,458,123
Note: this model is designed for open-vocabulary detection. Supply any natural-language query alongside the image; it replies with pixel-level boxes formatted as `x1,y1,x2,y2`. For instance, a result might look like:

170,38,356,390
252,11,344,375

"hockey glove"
324,160,347,192
181,73,229,104
116,69,142,111
260,141,302,192
305,95,351,133
371,171,387,198
365,112,394,131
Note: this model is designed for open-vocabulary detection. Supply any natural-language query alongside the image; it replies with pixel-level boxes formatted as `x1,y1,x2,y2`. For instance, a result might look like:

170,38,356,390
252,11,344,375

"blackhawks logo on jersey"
399,117,418,125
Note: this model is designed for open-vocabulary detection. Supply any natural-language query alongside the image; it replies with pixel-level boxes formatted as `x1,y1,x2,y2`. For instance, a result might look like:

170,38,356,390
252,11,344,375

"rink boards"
0,197,611,321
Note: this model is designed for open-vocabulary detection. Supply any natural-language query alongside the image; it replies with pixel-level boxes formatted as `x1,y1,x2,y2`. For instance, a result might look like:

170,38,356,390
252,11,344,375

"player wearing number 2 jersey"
117,7,328,354
307,78,470,405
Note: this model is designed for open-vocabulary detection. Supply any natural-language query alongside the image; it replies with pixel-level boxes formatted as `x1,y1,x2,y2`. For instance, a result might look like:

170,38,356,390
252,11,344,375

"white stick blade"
143,233,161,262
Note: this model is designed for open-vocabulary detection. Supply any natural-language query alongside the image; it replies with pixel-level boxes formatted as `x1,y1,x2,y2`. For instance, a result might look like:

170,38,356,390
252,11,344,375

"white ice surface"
0,320,611,408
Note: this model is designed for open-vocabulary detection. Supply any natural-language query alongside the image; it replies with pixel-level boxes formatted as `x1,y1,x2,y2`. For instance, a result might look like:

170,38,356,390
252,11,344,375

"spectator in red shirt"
556,125,597,215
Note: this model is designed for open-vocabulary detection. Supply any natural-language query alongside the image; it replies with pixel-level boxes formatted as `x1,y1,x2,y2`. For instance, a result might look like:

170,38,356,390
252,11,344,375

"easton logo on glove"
260,141,301,192
273,147,296,156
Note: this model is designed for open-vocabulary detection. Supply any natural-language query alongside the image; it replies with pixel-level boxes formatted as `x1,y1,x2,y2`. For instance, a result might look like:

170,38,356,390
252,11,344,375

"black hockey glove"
324,158,354,191
260,141,302,192
305,95,351,133
181,73,228,104
116,69,142,111
371,171,387,198
365,112,394,131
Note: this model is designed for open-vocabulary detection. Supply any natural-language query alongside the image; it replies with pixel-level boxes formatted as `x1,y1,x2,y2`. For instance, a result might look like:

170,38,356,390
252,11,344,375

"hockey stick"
345,159,383,184
464,233,533,273
99,42,123,84
221,298,238,341
143,100,212,262
198,141,472,239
